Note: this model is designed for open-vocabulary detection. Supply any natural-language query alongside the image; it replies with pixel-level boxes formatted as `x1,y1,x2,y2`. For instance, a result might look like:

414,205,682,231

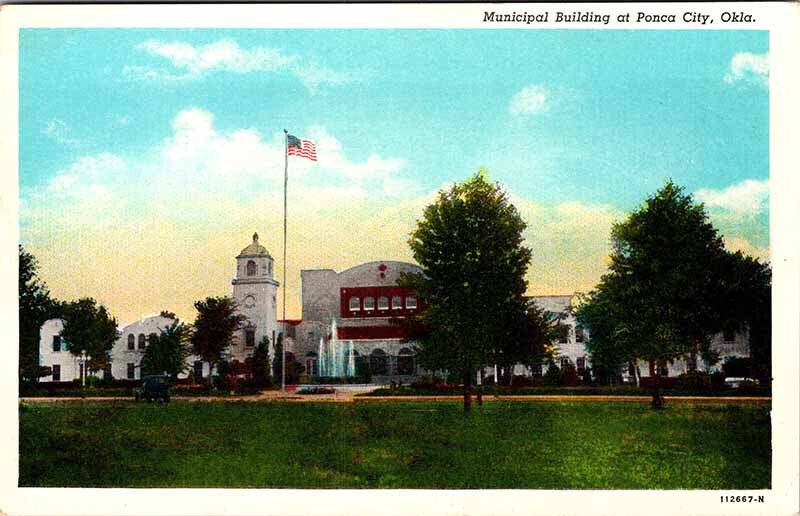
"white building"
38,233,280,383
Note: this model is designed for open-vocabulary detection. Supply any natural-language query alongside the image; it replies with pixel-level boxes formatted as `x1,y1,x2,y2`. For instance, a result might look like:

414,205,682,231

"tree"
18,245,60,383
190,296,245,388
60,298,118,373
141,321,191,379
271,333,284,384
576,180,762,408
402,171,533,412
251,336,272,387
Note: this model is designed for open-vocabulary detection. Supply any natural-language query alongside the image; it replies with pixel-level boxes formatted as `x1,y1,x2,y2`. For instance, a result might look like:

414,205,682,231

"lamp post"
79,350,92,387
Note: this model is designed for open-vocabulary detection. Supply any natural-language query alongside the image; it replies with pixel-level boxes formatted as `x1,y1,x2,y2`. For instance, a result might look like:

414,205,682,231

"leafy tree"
190,296,245,388
60,298,118,372
402,171,533,412
576,181,763,408
18,245,60,382
141,321,191,379
251,336,272,387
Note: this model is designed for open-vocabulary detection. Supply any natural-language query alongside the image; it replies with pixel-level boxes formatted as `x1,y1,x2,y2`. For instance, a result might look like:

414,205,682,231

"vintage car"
134,375,171,403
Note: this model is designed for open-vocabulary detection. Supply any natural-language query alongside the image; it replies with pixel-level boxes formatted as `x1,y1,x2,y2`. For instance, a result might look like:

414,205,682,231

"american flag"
287,134,317,161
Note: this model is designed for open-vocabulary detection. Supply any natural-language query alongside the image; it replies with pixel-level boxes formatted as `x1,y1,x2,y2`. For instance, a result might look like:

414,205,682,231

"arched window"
405,296,417,309
378,296,389,310
369,348,387,375
575,325,585,343
391,295,402,309
268,261,272,275
349,297,360,311
397,347,415,375
148,333,158,346
138,333,146,350
246,260,257,276
364,297,375,311
127,334,135,350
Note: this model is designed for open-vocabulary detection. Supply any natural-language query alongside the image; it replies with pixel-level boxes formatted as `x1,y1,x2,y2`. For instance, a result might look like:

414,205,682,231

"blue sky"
18,29,770,322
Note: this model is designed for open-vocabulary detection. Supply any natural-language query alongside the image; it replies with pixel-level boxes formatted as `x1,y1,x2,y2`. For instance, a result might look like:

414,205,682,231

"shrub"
722,356,752,378
543,364,565,386
677,371,712,391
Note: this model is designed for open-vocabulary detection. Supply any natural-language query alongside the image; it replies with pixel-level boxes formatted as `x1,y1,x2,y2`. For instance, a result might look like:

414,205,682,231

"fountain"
316,319,356,378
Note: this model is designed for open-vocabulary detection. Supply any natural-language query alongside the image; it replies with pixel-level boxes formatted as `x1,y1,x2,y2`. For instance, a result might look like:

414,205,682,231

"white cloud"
42,119,79,145
509,85,549,115
138,39,294,75
131,39,353,93
46,153,126,199
694,179,769,217
724,52,769,86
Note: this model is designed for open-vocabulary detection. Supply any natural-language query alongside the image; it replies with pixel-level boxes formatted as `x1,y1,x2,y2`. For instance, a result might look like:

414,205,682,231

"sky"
18,29,769,325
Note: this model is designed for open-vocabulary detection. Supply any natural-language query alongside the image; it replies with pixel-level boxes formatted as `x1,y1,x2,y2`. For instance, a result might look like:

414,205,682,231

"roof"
237,232,271,258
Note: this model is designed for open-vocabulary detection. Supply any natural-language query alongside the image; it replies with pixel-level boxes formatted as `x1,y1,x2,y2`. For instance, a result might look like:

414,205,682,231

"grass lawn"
19,400,770,489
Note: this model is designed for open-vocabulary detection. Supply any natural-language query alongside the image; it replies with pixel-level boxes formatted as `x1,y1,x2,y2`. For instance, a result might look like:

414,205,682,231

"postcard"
1,3,798,515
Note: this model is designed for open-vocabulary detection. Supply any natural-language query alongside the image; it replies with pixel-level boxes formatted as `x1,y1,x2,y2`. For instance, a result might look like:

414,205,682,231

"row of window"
304,348,416,376
348,295,417,312
126,333,157,350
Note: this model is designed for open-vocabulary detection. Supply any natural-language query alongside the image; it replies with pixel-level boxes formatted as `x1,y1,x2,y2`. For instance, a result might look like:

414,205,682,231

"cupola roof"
238,233,271,258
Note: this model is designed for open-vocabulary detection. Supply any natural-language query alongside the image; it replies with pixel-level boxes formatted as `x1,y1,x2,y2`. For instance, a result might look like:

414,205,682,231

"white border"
1,4,798,515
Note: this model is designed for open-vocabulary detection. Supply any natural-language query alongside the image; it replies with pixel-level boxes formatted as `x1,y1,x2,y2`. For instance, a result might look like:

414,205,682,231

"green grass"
19,400,770,489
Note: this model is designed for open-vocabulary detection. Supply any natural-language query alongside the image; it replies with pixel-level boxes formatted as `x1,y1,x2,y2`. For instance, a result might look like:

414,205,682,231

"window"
245,329,256,347
397,348,415,375
576,357,586,373
558,325,570,344
127,363,135,379
148,333,158,346
723,329,735,343
531,363,543,376
363,297,375,311
52,364,61,381
349,297,360,311
139,362,147,378
52,335,62,352
391,295,402,309
369,349,387,375
658,360,669,377
127,334,135,350
575,326,585,343
405,296,417,309
194,361,204,381
378,296,389,310
559,357,571,369
246,260,257,276
138,334,146,350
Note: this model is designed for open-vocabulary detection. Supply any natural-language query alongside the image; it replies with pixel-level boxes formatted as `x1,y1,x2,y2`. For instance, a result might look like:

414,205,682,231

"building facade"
37,236,751,384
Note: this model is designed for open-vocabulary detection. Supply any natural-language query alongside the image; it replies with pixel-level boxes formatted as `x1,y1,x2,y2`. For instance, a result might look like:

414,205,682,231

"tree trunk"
476,370,483,406
651,363,664,409
463,369,472,413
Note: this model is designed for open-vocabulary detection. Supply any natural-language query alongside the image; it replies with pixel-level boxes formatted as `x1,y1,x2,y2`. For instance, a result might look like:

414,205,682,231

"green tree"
271,333,284,384
251,336,272,387
18,245,60,383
576,181,761,408
402,171,533,412
141,321,191,379
60,298,118,373
190,296,245,388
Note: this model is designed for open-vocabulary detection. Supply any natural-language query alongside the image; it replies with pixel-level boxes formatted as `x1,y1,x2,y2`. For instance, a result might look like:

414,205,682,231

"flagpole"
281,129,288,393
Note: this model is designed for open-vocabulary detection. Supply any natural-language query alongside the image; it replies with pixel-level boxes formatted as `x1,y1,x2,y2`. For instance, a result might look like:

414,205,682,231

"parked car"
135,375,171,403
